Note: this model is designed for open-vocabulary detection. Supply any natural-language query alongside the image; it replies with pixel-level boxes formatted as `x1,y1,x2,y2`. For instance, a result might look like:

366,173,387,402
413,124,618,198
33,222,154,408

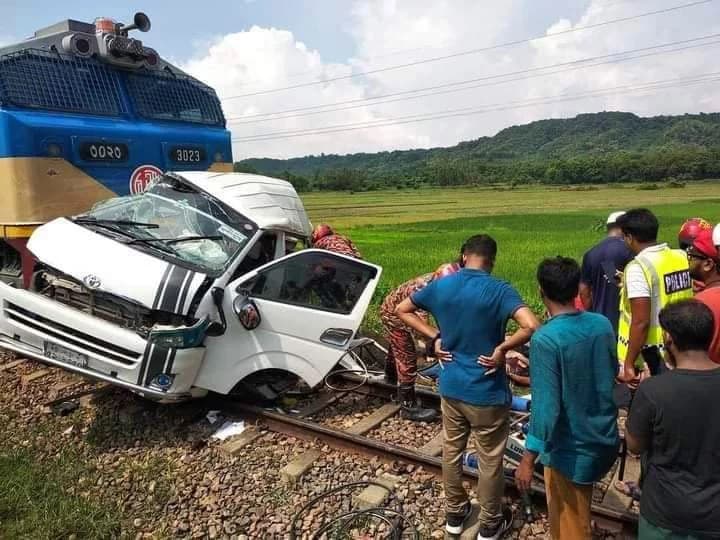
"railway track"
7,351,639,538
220,371,639,538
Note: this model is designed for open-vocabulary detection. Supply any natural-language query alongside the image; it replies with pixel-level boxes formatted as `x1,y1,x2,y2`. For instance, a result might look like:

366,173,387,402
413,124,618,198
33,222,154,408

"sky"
3,0,720,160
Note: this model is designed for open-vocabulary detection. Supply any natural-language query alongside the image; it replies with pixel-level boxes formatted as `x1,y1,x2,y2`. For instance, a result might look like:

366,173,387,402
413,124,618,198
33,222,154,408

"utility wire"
230,72,720,142
225,0,644,90
226,34,720,125
220,0,715,100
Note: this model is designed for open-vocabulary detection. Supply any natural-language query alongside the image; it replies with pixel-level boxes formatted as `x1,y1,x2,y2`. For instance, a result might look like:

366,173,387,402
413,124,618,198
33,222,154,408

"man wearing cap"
678,217,712,292
687,228,720,364
579,211,633,335
616,209,694,385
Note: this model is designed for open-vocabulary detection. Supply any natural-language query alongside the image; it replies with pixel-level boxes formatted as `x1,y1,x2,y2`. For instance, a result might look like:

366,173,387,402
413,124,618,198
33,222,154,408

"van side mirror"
233,295,261,330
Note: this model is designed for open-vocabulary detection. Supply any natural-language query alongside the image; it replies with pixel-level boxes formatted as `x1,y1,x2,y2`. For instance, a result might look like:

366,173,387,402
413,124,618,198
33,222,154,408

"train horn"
121,12,151,34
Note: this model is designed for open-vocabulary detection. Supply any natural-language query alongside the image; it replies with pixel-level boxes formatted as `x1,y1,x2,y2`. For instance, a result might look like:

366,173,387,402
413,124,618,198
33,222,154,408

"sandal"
614,480,642,500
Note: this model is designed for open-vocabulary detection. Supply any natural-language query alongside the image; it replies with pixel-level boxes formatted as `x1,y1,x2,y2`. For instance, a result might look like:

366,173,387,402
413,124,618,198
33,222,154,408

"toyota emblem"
83,274,101,290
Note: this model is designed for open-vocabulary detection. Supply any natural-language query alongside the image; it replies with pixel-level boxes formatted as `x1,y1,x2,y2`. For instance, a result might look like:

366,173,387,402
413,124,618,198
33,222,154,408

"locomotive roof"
175,172,312,239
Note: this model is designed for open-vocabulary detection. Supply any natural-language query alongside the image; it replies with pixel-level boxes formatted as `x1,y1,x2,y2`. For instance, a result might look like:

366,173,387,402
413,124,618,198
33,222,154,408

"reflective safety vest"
617,246,693,367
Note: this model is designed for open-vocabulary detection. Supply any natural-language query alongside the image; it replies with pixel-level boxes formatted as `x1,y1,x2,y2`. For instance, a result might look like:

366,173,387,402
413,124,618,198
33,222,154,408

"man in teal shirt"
516,257,619,540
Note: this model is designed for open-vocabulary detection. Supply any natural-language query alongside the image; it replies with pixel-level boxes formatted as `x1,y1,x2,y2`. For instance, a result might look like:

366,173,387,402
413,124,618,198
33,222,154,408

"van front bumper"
0,336,192,402
0,282,205,402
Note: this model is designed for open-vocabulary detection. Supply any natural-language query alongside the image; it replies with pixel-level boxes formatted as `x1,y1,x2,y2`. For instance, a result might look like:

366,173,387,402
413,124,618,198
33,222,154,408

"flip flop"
614,480,642,500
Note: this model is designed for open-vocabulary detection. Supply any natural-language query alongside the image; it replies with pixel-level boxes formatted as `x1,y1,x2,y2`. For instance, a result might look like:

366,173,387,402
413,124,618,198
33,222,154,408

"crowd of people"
310,211,720,540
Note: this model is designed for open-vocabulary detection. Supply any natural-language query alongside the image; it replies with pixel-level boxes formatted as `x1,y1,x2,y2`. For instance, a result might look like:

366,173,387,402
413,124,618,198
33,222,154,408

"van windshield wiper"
121,237,178,255
73,217,159,228
126,235,223,246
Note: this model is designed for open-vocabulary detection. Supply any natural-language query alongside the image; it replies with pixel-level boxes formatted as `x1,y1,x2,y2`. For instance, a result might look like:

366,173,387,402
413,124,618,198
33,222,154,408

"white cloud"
182,0,720,159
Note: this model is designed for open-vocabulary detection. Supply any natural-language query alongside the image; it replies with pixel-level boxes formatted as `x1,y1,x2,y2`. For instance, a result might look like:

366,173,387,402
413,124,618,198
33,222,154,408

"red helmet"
433,262,461,281
678,218,712,249
311,223,334,245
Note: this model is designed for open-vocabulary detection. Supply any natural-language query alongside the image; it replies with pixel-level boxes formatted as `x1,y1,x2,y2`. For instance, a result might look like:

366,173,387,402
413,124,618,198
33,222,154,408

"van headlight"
148,318,210,349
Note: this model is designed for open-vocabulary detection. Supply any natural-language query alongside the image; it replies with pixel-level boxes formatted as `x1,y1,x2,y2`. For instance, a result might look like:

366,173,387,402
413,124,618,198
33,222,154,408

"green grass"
0,448,120,539
319,188,720,333
302,181,720,228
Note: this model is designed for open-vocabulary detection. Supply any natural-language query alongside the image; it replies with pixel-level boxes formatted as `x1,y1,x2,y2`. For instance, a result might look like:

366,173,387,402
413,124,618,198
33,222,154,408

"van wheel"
229,369,299,404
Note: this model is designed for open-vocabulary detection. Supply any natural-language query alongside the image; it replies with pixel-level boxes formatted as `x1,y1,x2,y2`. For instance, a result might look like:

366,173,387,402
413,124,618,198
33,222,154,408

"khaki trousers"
441,397,509,527
544,466,593,540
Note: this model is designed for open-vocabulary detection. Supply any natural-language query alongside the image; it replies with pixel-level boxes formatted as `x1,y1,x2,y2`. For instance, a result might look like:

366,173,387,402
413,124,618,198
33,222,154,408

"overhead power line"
226,34,720,125
230,72,720,143
225,0,645,90
220,0,715,100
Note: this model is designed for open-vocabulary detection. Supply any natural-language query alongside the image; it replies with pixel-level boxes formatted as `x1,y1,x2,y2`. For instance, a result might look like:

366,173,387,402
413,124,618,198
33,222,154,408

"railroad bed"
0,353,638,539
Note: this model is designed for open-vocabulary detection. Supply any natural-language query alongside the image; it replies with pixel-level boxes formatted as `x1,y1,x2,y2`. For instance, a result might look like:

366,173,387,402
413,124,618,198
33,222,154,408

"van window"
243,251,376,315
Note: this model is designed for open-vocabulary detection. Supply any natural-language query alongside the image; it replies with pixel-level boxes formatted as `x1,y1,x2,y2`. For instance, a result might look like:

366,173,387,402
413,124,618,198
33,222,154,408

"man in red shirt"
311,224,362,259
687,228,720,364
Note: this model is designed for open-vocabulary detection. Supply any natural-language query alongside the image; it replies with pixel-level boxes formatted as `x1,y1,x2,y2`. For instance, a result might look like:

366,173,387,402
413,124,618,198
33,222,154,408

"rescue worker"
311,224,362,259
380,262,460,422
677,217,712,292
616,209,693,389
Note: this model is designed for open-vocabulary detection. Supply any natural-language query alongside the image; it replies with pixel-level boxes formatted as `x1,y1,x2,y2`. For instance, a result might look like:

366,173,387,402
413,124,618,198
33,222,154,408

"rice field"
300,182,720,332
302,181,720,228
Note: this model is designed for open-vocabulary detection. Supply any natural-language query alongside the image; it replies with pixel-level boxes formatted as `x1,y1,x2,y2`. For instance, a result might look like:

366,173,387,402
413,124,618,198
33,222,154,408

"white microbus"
0,172,381,401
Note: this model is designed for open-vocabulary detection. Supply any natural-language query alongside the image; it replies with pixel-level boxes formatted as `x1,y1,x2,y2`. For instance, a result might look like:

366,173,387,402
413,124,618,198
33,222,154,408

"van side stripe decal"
137,342,154,385
164,348,177,375
176,271,196,314
152,265,172,310
159,266,190,312
144,345,171,386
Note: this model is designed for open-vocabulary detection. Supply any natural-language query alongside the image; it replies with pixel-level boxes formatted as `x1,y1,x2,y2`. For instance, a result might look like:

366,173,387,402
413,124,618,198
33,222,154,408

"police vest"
617,246,693,367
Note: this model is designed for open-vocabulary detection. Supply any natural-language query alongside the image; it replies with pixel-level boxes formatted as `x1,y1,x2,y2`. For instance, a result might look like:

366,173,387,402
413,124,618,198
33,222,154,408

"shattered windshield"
81,175,256,274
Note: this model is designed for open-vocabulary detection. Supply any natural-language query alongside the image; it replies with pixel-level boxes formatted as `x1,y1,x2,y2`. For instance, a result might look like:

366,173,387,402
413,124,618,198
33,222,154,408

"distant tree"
234,162,258,174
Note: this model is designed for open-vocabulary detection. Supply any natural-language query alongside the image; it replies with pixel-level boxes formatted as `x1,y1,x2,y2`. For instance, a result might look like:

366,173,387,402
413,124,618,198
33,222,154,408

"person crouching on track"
515,257,619,540
380,263,460,422
311,223,363,259
396,234,539,539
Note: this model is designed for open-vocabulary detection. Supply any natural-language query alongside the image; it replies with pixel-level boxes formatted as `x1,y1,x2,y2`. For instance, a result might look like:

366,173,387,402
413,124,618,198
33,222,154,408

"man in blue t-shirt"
397,234,539,539
515,257,619,540
579,211,633,335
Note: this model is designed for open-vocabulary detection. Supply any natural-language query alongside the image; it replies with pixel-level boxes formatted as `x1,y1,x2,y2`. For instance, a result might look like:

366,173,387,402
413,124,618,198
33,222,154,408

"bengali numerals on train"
80,142,129,162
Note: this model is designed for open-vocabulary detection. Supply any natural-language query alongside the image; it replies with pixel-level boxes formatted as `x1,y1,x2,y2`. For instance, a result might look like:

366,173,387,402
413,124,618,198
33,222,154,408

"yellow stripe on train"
0,157,235,239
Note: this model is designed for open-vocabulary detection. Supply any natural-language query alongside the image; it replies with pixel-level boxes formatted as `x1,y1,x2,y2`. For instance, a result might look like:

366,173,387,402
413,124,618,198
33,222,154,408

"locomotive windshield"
0,49,224,126
78,175,255,274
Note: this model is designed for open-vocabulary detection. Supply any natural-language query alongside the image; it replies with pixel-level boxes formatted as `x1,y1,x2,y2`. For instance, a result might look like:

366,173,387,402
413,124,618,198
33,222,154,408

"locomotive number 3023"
173,148,203,163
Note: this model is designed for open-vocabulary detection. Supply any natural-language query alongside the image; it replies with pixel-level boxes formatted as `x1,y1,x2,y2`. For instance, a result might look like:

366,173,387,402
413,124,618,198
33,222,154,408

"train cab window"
243,251,376,315
126,71,225,126
0,50,124,115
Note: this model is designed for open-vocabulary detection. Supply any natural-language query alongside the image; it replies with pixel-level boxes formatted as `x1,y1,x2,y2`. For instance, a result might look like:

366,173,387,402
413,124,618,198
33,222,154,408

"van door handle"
320,328,353,347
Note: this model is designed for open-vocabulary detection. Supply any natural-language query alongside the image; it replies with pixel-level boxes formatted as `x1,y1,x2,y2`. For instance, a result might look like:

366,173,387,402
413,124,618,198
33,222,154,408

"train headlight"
213,152,224,162
46,143,62,157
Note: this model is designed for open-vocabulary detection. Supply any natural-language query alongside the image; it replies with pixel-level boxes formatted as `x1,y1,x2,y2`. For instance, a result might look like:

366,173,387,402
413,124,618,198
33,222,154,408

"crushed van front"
0,280,206,401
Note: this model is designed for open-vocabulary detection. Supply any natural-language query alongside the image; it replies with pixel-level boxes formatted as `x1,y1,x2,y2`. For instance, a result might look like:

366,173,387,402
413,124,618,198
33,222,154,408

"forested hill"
236,111,720,190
